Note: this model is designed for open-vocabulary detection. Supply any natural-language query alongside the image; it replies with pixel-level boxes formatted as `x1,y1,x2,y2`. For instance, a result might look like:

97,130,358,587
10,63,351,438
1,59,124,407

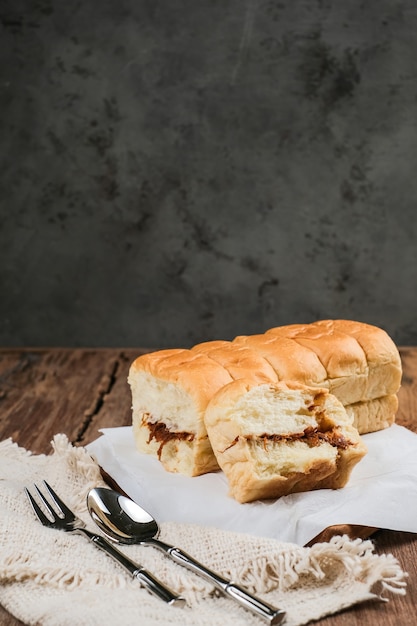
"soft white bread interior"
128,349,233,476
204,379,367,503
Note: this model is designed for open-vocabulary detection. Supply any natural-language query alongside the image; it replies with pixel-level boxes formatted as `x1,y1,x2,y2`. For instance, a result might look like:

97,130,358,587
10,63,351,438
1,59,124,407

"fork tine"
34,483,61,519
25,487,54,526
42,480,76,521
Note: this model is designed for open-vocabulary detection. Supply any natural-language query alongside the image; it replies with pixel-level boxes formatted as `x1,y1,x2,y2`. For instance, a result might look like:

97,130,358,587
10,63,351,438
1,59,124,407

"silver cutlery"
25,481,185,607
88,486,286,625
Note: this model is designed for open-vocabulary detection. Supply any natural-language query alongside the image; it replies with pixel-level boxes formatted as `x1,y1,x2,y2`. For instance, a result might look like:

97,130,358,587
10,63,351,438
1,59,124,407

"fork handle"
78,529,185,607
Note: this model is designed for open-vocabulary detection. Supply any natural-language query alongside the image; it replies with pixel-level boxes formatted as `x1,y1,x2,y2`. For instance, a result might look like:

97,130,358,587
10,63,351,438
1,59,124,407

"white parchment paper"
87,424,417,546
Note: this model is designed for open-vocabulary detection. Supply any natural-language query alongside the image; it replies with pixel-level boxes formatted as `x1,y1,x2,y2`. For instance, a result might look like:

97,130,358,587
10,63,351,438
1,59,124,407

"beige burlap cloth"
0,435,407,626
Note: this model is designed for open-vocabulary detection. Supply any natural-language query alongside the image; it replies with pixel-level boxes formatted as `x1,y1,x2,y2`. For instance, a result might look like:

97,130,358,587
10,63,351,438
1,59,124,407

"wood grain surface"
1,347,417,625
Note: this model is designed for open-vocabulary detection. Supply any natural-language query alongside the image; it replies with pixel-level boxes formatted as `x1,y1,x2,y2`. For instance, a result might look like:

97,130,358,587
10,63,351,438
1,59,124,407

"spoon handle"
150,539,285,624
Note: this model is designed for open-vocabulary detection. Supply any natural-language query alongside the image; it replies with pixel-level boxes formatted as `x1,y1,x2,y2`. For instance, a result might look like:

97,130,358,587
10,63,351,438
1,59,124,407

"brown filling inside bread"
143,416,195,458
224,426,353,452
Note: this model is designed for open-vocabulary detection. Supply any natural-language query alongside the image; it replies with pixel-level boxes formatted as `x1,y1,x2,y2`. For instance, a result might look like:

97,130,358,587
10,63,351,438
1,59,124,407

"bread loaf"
128,319,402,497
204,379,368,503
266,319,402,405
129,348,233,476
231,320,402,434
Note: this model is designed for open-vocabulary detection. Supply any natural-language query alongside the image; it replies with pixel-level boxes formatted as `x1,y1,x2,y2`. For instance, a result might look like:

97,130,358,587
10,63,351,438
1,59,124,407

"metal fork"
25,481,186,607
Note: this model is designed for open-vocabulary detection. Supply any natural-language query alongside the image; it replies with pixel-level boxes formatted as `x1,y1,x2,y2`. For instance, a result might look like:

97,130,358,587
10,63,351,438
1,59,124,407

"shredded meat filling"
143,417,195,459
224,426,353,452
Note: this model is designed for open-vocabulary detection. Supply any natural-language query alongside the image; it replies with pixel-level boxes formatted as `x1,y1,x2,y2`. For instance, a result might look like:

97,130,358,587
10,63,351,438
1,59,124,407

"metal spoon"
87,487,286,625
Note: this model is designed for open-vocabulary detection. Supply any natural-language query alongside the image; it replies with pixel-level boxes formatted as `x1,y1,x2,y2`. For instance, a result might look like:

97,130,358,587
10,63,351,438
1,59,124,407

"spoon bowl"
87,487,285,625
88,488,158,544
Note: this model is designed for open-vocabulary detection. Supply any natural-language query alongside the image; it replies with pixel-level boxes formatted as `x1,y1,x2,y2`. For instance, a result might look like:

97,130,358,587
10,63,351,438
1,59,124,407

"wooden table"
1,347,417,625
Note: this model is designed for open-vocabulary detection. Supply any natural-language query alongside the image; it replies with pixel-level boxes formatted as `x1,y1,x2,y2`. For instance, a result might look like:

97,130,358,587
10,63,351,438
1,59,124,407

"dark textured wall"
1,0,417,348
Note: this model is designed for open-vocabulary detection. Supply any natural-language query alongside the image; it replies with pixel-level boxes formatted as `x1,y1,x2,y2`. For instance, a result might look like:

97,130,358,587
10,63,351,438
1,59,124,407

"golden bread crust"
233,333,328,386
192,341,279,383
267,323,368,378
264,320,401,404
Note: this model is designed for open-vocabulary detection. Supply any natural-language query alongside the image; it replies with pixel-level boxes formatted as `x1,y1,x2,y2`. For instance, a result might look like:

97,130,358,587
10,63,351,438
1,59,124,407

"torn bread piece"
205,379,367,503
128,349,233,476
